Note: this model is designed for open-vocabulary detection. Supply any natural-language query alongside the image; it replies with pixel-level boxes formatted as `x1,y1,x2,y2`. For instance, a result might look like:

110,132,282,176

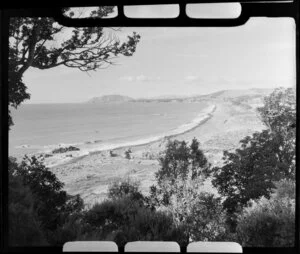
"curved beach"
48,100,265,206
42,104,217,168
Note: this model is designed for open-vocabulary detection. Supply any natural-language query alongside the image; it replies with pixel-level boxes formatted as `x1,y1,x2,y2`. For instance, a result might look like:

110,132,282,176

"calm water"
9,101,208,159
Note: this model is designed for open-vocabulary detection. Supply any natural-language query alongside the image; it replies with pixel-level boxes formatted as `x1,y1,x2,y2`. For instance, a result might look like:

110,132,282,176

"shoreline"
48,101,266,206
42,104,217,168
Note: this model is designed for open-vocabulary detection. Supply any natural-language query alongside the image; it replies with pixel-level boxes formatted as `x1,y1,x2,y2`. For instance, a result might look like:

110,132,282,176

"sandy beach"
46,98,266,207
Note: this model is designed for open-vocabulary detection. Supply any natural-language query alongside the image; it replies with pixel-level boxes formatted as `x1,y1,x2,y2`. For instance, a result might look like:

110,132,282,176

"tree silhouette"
212,88,296,229
8,7,140,127
10,156,84,234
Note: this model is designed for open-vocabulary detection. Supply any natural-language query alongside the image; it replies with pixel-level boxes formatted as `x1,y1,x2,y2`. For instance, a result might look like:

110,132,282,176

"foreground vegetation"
8,87,296,247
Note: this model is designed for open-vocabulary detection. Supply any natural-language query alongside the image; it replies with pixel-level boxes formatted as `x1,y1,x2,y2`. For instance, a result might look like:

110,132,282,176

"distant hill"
195,88,274,109
202,88,274,100
134,88,274,103
86,88,275,104
146,95,189,100
87,95,133,104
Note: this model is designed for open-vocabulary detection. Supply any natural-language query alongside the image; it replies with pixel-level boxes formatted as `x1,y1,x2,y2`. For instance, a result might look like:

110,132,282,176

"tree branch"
17,25,40,76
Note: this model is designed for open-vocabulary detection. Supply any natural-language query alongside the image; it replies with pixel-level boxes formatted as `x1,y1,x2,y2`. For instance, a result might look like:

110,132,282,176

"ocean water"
9,101,210,160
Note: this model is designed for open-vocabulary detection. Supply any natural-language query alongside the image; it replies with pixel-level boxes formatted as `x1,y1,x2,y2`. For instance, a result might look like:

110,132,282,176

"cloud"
120,76,134,81
120,75,161,82
185,75,200,82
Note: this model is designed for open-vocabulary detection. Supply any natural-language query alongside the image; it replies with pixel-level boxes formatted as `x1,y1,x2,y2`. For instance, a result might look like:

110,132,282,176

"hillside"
86,88,274,104
87,95,133,103
134,88,274,104
204,88,273,99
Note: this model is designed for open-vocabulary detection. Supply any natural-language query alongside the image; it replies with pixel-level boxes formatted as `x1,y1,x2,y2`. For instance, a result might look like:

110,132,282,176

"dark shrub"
110,150,118,157
189,192,227,241
108,178,145,206
52,146,80,154
83,197,184,247
9,156,84,245
236,180,295,247
124,148,132,159
8,165,47,246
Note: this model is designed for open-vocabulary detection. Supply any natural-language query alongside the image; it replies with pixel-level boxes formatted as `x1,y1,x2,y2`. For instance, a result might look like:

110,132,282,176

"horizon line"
21,86,283,105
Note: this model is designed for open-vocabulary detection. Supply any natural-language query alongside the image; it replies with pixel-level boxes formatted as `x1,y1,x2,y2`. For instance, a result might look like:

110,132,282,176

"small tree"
154,138,210,202
212,129,294,217
258,87,296,174
150,138,210,206
148,138,218,243
257,87,296,133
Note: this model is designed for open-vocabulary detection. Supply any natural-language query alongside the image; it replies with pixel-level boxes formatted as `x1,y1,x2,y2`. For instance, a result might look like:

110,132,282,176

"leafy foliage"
12,156,67,231
272,178,295,200
258,87,296,174
150,138,210,207
82,197,184,247
8,9,141,127
107,178,146,206
148,138,227,243
45,212,88,246
212,87,296,218
257,87,296,133
9,156,84,244
72,180,187,246
212,130,294,216
188,193,227,241
8,168,47,246
236,179,295,247
158,138,210,182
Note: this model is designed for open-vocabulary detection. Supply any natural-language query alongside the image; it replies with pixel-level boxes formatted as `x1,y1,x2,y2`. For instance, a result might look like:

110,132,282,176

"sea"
9,101,212,161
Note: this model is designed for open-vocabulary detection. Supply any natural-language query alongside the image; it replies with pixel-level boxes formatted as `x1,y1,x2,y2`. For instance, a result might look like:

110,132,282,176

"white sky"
23,5,296,103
